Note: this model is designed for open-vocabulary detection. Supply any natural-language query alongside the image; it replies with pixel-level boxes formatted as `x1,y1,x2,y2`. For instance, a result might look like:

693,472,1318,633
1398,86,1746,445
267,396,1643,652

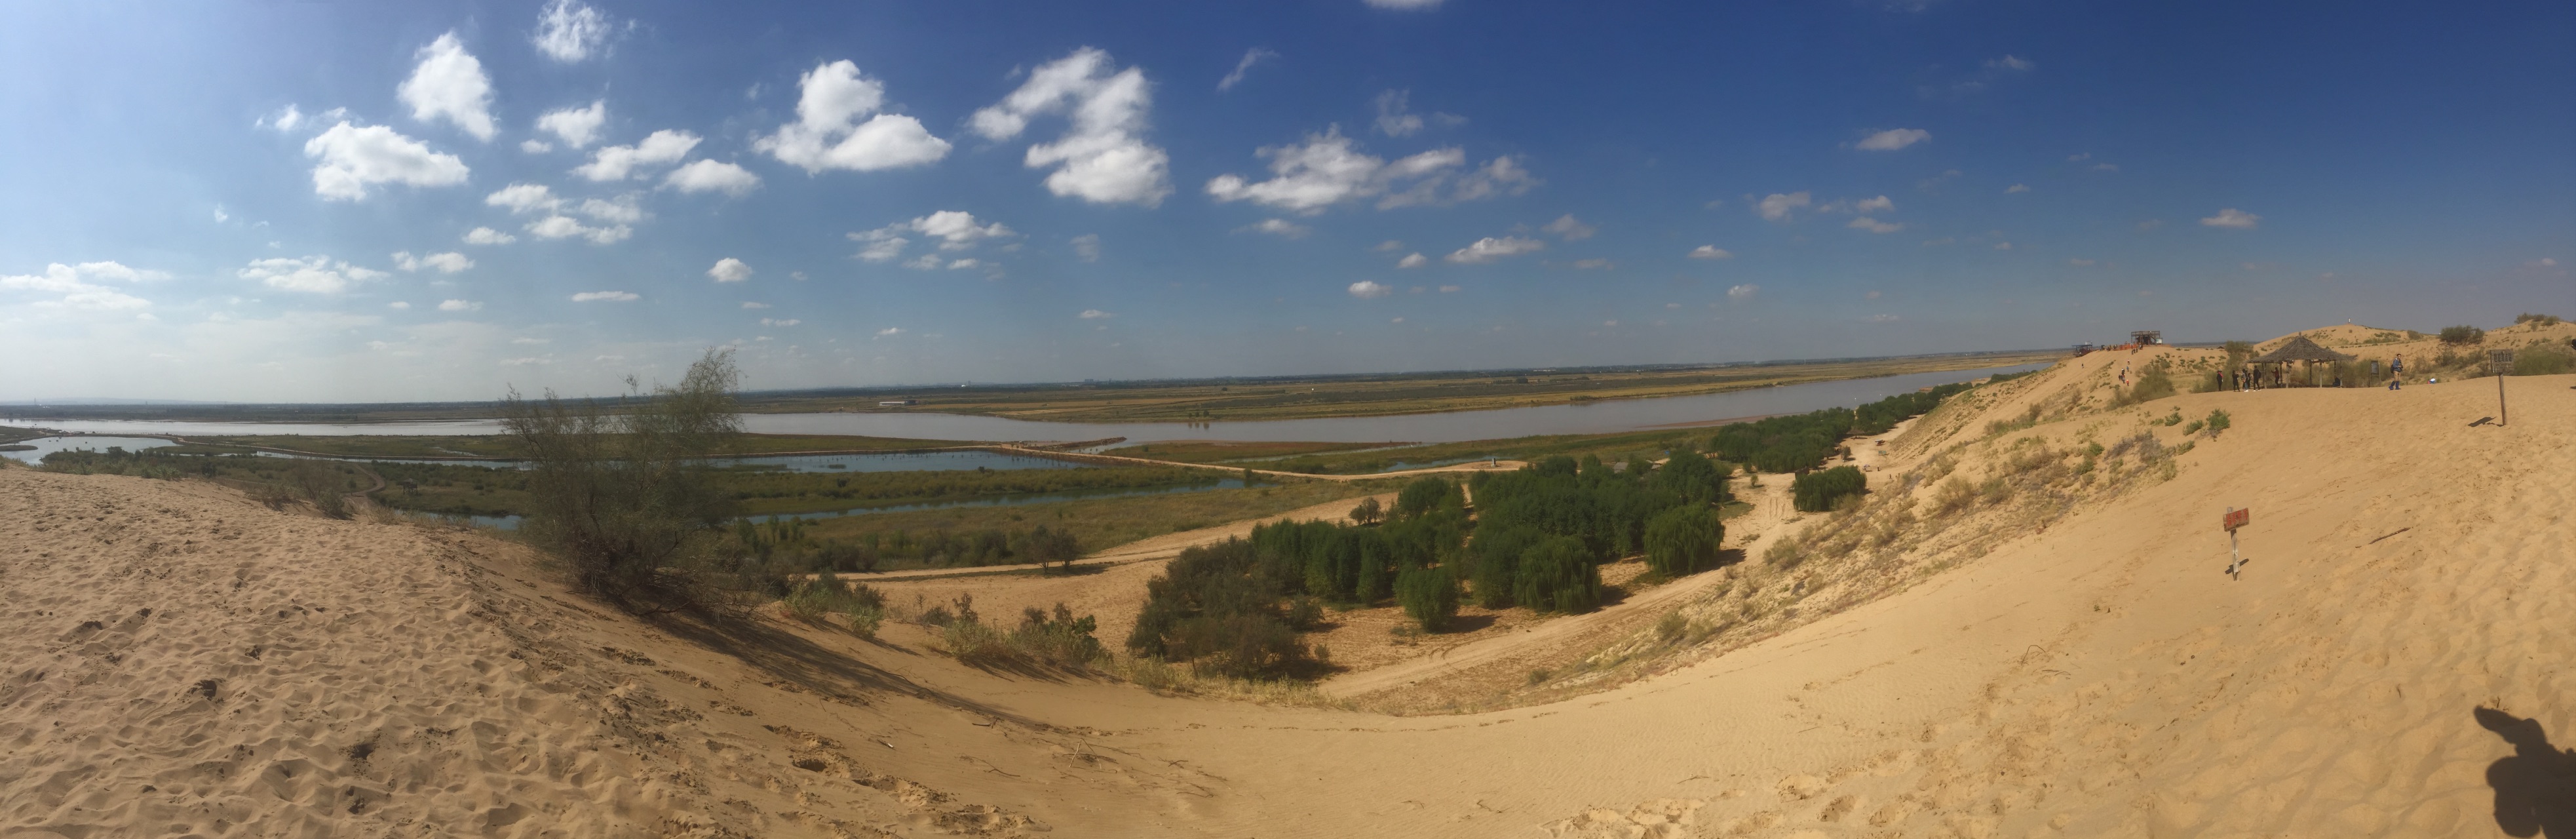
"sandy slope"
5,368,2571,838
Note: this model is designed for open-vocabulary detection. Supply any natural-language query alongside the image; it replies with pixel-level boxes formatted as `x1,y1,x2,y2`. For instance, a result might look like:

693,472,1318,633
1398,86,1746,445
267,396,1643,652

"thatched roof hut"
2246,335,2358,387
2249,335,2356,364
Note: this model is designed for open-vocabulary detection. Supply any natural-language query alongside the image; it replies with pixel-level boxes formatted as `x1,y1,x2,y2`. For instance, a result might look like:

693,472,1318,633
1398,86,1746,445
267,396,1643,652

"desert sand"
5,344,2571,838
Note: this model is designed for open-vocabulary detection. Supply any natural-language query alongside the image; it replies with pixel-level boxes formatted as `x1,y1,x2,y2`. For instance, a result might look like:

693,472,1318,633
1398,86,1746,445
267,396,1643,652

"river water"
14,362,2041,446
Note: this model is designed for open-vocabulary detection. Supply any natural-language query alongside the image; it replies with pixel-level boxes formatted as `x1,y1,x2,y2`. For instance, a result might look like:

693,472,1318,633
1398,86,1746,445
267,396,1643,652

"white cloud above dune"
463,227,515,245
1397,252,1429,269
525,214,630,244
1446,236,1544,263
304,123,469,201
1,262,163,310
1206,128,1531,214
237,256,385,294
707,258,753,283
392,251,474,273
1347,280,1393,298
971,48,1171,206
574,130,700,181
532,0,613,63
663,160,761,196
571,290,637,302
848,211,1015,263
536,100,607,149
1543,214,1596,241
1754,191,1811,222
1855,128,1929,151
758,60,952,174
1689,245,1733,260
1239,218,1311,239
1219,47,1277,92
486,183,561,214
2201,208,2261,229
397,33,495,140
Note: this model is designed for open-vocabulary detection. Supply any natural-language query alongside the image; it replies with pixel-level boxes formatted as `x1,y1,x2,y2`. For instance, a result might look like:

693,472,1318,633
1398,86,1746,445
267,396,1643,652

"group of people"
2216,354,2408,391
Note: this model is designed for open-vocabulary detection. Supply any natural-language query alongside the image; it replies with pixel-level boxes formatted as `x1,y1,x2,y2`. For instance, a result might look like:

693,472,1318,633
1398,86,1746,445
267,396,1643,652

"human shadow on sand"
2478,706,2576,838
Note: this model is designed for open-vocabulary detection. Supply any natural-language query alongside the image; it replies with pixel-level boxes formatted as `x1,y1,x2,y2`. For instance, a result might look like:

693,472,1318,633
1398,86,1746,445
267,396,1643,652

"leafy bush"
2512,347,2573,376
781,573,887,637
2514,312,2563,326
2439,325,2486,345
2203,408,2233,437
1792,466,1868,513
1642,505,1723,577
501,349,742,615
1348,496,1384,526
1513,536,1602,614
942,619,1016,666
2109,361,2177,407
1010,604,1105,667
1126,539,1319,679
1394,566,1461,631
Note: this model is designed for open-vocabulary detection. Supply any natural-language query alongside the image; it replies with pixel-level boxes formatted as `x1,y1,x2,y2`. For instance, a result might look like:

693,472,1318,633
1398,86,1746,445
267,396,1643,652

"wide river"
18,362,2043,446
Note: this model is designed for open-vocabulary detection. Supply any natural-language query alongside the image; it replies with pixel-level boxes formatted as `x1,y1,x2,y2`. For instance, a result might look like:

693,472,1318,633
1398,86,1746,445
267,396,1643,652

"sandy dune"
5,359,2571,837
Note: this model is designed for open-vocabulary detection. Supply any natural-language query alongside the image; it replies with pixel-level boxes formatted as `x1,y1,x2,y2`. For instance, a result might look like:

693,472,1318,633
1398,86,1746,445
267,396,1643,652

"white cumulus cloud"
1853,195,1895,212
1689,245,1733,260
1078,309,1114,319
1347,280,1393,299
1071,234,1102,262
303,123,469,201
662,159,761,196
1754,191,1811,222
758,60,952,174
526,214,630,244
848,210,1015,263
485,182,561,214
532,0,613,63
237,256,385,294
536,100,607,148
1396,252,1429,269
0,262,161,310
2201,208,2261,229
1239,218,1311,239
463,227,516,245
1445,236,1545,263
1727,283,1759,300
392,250,474,273
1205,128,1529,214
707,258,753,283
398,33,495,140
1855,128,1929,151
438,299,482,312
1542,214,1596,241
1849,217,1904,234
575,195,644,224
971,48,1172,206
571,290,638,302
573,129,699,181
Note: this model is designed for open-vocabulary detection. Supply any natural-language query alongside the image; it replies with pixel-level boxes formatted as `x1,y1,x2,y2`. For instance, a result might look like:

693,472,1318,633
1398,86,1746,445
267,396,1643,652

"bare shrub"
1929,477,1976,517
501,349,743,615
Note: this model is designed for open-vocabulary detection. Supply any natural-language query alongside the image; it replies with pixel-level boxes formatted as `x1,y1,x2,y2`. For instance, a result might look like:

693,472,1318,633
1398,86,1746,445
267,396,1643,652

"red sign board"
2222,508,2251,532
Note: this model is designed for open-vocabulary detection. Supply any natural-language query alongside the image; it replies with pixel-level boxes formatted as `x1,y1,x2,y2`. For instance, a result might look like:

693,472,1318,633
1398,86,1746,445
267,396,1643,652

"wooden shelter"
2246,335,2355,387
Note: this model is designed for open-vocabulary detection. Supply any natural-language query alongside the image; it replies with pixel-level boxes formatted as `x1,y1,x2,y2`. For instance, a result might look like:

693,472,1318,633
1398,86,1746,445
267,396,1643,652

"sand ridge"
5,365,2571,838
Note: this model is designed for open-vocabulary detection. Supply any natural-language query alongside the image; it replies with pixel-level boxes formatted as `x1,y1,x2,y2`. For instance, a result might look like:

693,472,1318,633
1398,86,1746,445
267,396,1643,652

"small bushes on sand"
2439,325,2486,345
1394,566,1461,631
2512,346,2573,376
2109,360,2177,408
781,573,887,638
2202,409,2233,437
2515,312,2564,326
1642,505,1723,577
1792,466,1867,513
1009,604,1105,667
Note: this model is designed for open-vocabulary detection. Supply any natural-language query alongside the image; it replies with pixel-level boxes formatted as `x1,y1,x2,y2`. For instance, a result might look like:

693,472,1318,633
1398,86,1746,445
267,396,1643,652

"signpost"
2490,350,2515,426
2222,507,2252,578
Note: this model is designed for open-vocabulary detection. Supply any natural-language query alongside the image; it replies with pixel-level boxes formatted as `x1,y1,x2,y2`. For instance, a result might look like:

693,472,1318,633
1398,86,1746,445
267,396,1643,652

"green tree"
501,348,742,615
1514,536,1602,614
1643,506,1723,577
1394,565,1461,631
1791,466,1868,513
1349,496,1384,526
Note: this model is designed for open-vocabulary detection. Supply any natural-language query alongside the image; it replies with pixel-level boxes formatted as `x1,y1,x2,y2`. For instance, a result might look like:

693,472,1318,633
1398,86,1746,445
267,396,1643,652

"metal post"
2499,372,2508,427
2491,349,2515,427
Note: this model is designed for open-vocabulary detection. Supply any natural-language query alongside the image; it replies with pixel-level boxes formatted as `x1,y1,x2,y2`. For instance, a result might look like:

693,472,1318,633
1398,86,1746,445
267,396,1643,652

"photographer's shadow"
2478,706,2576,838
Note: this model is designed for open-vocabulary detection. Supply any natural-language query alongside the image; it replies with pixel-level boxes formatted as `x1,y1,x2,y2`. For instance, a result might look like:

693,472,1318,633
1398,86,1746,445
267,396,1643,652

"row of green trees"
1791,466,1868,513
1706,382,1979,473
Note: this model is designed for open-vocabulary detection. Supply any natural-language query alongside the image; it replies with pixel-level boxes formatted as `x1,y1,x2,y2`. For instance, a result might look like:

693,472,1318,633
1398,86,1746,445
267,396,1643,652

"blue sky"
3,0,2569,402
